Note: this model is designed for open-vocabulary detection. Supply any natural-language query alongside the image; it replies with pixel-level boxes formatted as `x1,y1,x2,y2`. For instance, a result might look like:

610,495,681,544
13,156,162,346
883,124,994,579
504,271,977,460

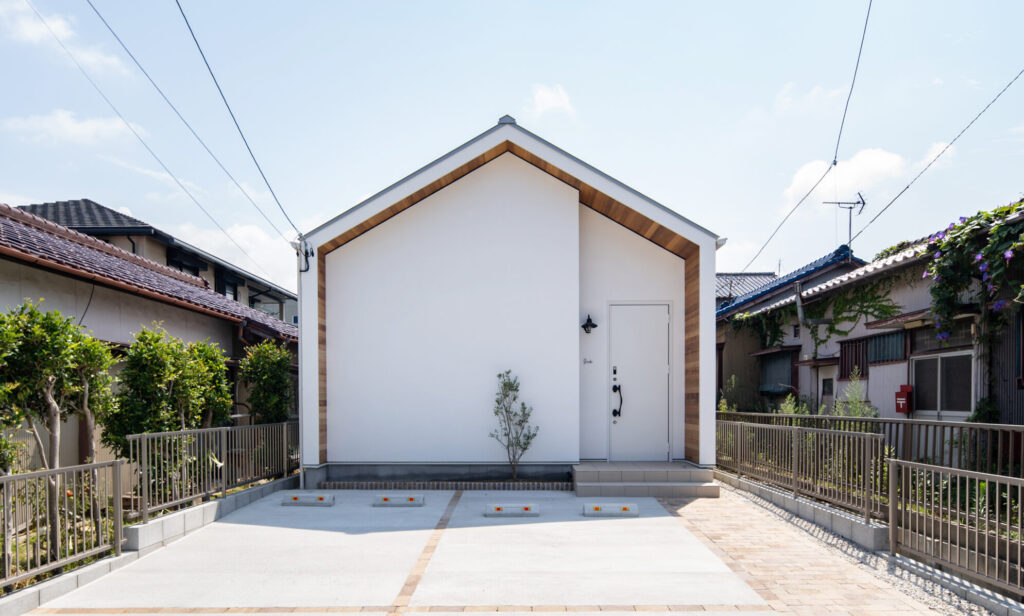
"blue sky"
1,1,1022,291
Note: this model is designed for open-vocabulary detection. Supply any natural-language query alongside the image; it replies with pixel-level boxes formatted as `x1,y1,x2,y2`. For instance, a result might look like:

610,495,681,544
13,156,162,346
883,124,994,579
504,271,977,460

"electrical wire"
833,0,873,165
741,165,833,272
742,1,872,272
173,0,301,237
21,0,274,279
83,0,292,243
851,64,1024,243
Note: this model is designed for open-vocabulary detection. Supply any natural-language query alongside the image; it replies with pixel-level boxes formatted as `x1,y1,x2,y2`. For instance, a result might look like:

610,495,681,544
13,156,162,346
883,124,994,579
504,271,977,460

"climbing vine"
925,199,1024,341
731,304,796,349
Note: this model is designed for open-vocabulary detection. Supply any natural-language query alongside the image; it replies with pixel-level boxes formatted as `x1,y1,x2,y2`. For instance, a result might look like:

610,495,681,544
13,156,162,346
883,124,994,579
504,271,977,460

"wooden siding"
316,141,704,463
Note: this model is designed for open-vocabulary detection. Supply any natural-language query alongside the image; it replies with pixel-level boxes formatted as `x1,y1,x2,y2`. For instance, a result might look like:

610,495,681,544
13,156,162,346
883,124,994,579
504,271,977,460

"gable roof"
306,116,717,259
716,272,777,299
0,203,296,340
716,245,865,318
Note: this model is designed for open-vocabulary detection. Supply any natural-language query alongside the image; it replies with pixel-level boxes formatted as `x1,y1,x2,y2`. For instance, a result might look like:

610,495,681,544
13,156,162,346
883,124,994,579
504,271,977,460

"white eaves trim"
303,118,718,249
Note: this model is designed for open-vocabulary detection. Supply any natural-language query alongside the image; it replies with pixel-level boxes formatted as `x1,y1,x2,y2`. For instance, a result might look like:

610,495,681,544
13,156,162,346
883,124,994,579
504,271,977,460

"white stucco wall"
579,206,687,460
321,153,580,463
0,258,233,348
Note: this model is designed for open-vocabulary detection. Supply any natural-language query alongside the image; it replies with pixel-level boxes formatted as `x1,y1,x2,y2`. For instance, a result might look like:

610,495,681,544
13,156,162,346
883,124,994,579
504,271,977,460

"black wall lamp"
581,315,597,334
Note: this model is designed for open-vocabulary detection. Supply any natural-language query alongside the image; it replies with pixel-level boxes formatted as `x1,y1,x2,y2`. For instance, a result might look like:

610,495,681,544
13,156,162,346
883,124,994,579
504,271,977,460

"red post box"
895,385,912,414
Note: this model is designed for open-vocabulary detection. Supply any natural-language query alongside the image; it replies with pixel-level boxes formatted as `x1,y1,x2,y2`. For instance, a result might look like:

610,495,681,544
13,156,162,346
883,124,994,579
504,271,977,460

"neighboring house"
0,203,297,468
715,245,865,408
297,115,720,483
716,272,776,310
718,200,1024,423
19,199,298,325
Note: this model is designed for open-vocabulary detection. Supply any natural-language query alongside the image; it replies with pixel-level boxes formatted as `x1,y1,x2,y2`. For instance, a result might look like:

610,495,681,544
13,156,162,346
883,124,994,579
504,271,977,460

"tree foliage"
102,326,231,456
489,370,539,480
239,340,293,424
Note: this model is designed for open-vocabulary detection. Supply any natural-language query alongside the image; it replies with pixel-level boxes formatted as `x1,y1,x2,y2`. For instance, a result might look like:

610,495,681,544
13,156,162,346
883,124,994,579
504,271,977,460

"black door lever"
612,384,623,417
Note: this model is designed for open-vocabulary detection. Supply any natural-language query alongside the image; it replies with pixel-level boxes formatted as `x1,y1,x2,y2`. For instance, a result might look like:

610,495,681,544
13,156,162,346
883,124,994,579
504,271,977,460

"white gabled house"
297,116,719,484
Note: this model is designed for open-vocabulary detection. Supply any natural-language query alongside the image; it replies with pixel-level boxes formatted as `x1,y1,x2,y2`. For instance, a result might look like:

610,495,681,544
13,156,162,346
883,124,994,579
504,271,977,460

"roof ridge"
0,203,208,288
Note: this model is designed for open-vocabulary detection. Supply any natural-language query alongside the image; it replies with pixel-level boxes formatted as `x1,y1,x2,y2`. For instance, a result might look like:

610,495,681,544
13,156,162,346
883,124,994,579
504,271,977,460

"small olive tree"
834,366,878,418
489,370,539,480
239,340,293,424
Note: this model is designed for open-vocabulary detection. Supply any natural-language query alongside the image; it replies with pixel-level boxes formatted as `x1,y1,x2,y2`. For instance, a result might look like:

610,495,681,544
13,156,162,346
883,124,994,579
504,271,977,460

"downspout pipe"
794,282,832,326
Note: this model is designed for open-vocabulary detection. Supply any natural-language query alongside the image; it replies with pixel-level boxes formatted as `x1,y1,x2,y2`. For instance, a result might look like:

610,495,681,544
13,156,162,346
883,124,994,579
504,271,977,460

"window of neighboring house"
222,281,237,301
759,351,794,394
911,320,973,353
839,339,868,380
867,331,906,364
793,324,800,338
173,262,200,277
911,352,972,414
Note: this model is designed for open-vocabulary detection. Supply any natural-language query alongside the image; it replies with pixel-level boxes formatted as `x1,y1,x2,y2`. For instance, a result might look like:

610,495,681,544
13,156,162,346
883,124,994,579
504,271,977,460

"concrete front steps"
573,461,719,498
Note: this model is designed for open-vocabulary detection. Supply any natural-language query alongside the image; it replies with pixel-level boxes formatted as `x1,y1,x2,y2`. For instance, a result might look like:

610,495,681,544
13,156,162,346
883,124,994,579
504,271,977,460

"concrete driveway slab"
43,490,452,609
410,491,765,607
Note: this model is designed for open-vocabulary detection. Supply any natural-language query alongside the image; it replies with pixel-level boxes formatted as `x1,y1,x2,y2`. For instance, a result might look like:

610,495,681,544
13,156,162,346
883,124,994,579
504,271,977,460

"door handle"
612,384,623,417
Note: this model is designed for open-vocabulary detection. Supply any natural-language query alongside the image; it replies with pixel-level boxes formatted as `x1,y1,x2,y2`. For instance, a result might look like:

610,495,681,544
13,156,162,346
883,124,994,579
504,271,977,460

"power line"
173,0,301,237
852,64,1024,243
742,1,872,273
21,0,274,280
83,0,292,243
741,165,833,272
833,0,873,165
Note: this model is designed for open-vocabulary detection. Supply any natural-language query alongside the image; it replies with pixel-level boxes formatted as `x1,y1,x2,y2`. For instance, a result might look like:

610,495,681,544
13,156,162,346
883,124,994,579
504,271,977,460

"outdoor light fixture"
581,315,597,334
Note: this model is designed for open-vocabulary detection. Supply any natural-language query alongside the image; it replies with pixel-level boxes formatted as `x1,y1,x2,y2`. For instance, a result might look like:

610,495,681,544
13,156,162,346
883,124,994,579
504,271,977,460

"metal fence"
717,420,885,520
1,460,123,590
889,459,1024,597
128,421,298,522
717,411,1024,478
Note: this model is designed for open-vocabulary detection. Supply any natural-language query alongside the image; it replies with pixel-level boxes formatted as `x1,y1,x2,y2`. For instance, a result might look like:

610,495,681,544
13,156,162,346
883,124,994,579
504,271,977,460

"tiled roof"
20,199,157,233
0,203,296,339
716,272,777,299
716,245,865,317
741,244,929,317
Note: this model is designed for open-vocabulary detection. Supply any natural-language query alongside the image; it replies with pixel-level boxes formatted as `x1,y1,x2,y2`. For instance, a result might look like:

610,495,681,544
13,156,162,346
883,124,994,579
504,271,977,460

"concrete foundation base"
317,463,574,482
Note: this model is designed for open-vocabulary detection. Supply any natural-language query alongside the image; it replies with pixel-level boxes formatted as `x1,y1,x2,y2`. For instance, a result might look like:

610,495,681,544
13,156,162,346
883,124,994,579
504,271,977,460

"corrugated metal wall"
992,305,1024,424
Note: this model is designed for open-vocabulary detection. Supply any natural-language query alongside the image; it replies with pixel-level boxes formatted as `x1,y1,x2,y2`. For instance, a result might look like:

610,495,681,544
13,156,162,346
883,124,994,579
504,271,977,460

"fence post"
862,437,871,523
2,480,10,581
140,437,150,524
888,460,898,555
792,427,799,497
220,428,229,498
281,423,288,478
113,461,123,556
736,422,743,478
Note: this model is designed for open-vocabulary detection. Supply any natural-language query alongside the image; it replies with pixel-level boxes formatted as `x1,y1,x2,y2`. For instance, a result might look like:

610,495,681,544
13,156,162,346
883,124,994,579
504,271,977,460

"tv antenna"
823,192,865,247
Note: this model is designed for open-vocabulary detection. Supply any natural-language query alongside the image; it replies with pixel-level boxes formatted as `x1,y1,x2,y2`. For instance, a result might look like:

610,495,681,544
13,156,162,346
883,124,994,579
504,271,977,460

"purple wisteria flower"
948,223,955,231
922,270,930,279
934,251,942,260
936,232,946,241
936,331,951,341
975,253,984,262
1006,249,1014,260
934,275,941,282
983,272,990,282
960,217,968,224
980,262,989,272
994,300,1008,312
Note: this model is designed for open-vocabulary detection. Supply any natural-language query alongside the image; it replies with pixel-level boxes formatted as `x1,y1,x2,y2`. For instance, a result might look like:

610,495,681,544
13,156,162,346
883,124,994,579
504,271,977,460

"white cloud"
167,222,296,291
915,141,955,170
524,84,575,118
116,205,132,216
781,148,906,216
773,82,844,113
931,77,944,86
2,109,140,145
0,191,38,206
102,156,203,196
0,0,125,73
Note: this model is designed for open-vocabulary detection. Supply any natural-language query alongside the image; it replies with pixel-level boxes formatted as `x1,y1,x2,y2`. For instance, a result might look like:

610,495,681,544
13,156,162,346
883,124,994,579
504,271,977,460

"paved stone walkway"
660,490,943,616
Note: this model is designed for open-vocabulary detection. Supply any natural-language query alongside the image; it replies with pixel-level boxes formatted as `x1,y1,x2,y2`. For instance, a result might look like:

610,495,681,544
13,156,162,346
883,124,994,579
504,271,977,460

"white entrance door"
609,304,670,461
